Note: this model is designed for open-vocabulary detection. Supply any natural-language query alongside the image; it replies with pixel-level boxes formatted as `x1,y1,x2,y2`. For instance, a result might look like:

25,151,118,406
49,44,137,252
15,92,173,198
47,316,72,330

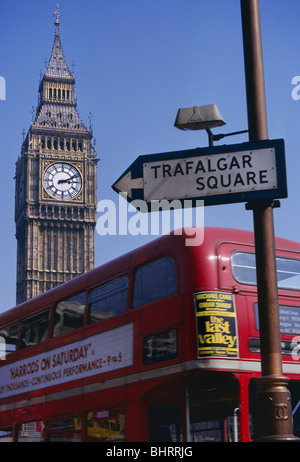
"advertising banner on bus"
0,324,133,399
194,292,238,358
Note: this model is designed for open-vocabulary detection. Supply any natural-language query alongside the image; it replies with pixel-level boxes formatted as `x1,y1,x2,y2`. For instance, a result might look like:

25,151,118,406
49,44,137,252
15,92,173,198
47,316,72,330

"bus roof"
1,227,299,323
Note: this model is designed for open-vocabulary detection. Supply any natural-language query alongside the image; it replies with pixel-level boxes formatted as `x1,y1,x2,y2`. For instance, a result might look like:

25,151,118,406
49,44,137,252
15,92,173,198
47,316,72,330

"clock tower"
15,7,98,304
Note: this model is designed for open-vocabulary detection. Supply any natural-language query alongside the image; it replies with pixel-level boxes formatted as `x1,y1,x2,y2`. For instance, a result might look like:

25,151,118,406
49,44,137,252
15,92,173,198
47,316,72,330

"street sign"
112,139,287,210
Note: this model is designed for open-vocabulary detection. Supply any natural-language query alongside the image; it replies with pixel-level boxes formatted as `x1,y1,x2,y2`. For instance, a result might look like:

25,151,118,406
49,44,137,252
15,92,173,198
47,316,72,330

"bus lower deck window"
17,421,44,442
86,408,125,441
0,428,13,442
47,417,81,442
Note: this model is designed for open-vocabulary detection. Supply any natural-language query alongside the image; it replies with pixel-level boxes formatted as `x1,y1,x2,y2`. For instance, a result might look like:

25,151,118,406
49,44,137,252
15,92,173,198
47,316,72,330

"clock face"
43,162,82,200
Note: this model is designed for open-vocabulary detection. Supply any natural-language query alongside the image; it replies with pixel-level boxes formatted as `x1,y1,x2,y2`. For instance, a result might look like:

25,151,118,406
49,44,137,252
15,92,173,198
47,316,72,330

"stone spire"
32,4,90,134
45,4,73,79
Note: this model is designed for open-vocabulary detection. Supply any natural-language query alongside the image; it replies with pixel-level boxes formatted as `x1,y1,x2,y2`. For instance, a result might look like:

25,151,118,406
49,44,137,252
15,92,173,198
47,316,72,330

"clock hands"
58,173,80,184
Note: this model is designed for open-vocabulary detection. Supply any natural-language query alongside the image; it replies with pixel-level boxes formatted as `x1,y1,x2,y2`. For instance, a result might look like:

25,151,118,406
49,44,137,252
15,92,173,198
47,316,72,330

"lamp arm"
212,129,248,142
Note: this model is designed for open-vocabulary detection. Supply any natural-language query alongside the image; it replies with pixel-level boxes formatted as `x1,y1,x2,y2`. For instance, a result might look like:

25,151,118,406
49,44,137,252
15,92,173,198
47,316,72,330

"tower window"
47,231,51,270
66,139,70,151
41,137,45,149
66,234,71,271
47,137,51,149
53,234,58,271
73,235,77,272
53,138,58,150
59,138,64,150
49,88,52,99
72,140,77,151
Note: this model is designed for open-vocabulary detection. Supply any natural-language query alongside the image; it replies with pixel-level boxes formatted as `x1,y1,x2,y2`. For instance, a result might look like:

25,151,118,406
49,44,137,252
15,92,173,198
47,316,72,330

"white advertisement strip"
143,148,277,201
0,323,133,399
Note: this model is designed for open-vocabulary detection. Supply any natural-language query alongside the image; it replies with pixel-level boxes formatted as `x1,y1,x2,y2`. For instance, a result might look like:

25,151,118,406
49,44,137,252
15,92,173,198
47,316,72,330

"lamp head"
174,104,226,131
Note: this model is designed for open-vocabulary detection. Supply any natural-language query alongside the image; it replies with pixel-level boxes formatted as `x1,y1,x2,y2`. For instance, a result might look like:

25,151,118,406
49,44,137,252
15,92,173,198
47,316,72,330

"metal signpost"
113,139,287,211
241,0,297,441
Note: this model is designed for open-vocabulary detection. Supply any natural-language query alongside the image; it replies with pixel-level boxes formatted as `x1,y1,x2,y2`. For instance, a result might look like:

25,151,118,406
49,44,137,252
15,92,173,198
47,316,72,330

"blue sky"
0,0,299,311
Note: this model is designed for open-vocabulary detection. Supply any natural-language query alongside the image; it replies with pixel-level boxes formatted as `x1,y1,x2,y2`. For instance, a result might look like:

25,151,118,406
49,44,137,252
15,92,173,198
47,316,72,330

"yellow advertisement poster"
86,409,125,442
194,292,238,358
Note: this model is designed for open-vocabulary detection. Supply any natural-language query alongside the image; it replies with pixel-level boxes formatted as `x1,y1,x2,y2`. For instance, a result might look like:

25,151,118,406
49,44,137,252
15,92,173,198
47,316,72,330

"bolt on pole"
240,0,297,441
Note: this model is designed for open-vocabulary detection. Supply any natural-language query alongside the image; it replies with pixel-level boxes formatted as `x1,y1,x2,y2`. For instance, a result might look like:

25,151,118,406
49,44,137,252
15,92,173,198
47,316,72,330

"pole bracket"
245,199,281,211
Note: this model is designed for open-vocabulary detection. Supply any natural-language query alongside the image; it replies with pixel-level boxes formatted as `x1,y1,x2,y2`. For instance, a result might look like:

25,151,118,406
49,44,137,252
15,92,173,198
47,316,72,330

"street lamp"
174,104,248,146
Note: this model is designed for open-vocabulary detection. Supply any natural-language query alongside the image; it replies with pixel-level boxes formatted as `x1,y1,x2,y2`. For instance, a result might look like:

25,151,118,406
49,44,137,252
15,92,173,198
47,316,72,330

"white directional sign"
112,139,287,209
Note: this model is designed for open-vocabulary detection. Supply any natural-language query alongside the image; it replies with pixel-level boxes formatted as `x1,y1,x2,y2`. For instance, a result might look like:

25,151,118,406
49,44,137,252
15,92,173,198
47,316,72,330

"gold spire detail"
54,4,61,25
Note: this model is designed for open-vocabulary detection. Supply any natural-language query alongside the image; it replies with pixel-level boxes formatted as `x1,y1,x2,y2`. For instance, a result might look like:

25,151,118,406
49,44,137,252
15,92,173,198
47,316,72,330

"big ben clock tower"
15,7,98,304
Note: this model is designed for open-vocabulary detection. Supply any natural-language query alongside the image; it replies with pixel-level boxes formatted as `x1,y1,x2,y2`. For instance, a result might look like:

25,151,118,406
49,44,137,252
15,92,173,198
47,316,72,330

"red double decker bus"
0,227,299,442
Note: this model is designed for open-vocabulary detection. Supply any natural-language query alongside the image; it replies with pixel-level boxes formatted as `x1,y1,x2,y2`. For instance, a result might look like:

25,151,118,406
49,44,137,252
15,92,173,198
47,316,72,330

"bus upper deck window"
133,257,177,308
53,292,86,337
231,252,256,285
0,322,19,357
20,311,50,349
232,252,300,290
88,276,128,324
276,257,300,289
